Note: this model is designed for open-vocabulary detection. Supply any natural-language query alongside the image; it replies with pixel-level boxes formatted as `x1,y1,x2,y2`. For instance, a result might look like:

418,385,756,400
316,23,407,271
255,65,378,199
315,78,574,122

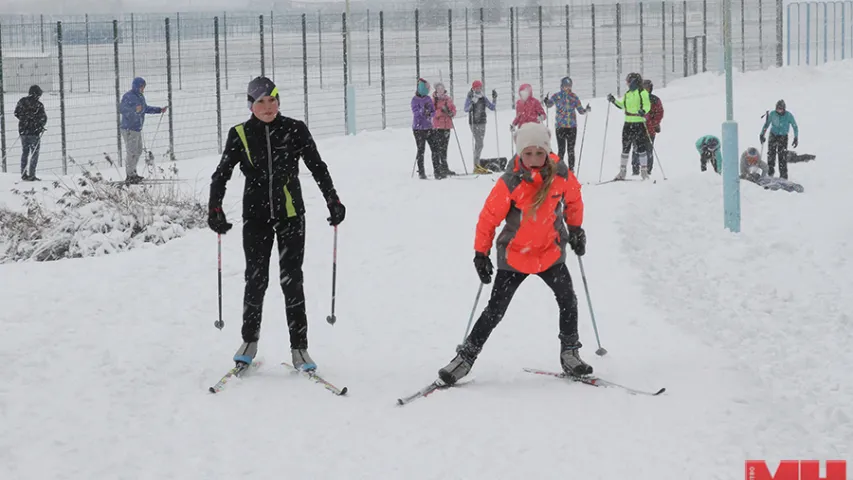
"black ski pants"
242,216,308,349
431,129,452,174
466,263,579,354
555,127,578,171
767,133,789,179
413,129,441,176
633,134,656,174
622,123,649,170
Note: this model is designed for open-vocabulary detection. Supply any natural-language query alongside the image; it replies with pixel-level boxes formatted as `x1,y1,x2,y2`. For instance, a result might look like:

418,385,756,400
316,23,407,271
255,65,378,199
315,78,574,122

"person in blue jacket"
696,135,721,173
759,99,799,179
119,77,167,183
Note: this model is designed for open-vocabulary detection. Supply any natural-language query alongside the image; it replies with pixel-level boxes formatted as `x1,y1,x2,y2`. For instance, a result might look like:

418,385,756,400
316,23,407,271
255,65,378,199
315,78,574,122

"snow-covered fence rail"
0,1,783,174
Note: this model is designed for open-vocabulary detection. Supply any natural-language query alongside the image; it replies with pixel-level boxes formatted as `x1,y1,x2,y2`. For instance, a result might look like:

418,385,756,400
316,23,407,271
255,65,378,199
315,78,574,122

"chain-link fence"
1,2,787,174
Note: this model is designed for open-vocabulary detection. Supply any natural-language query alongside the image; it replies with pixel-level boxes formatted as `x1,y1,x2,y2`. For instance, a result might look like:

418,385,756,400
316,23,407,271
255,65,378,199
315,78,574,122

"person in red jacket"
511,83,546,131
632,79,664,175
431,82,458,177
437,122,591,385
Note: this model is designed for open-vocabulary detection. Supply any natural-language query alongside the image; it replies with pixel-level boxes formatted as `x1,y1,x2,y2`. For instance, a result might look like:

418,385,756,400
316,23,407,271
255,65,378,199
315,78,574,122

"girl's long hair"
528,155,556,215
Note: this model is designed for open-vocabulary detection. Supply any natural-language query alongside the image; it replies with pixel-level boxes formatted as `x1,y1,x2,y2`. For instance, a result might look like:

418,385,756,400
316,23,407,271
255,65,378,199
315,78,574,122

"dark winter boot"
438,342,478,385
234,341,258,366
559,333,593,377
418,171,427,180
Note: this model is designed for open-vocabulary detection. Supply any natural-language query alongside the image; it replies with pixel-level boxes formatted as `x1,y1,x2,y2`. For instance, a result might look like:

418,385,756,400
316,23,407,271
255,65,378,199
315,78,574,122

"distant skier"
411,78,439,179
607,73,652,180
464,80,497,173
740,146,803,193
511,83,546,131
207,76,346,371
431,82,457,177
543,77,590,172
759,99,799,179
695,135,722,173
632,79,664,175
14,84,47,181
437,122,591,385
119,77,167,184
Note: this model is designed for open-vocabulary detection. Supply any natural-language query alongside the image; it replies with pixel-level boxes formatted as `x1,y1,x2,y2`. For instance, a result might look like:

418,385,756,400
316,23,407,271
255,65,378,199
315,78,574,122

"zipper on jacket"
266,125,275,219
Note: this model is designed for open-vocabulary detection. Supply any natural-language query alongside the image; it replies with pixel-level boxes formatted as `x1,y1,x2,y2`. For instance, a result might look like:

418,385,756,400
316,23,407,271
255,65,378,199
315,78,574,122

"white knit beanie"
514,122,552,156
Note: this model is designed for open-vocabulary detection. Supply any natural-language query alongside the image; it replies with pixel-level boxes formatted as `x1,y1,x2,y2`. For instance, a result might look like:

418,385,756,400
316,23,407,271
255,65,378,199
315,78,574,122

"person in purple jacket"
412,78,438,179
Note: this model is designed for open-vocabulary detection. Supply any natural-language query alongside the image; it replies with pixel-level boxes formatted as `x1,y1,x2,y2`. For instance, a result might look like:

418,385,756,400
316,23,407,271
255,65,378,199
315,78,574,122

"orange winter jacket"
475,153,584,274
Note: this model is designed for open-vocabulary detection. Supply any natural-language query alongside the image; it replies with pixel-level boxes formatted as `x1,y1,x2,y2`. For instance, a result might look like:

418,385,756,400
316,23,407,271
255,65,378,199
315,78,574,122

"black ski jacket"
14,95,47,136
209,114,338,220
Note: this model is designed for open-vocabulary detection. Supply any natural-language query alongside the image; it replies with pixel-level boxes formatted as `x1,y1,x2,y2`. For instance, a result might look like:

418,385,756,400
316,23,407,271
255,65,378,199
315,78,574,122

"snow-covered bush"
0,162,206,263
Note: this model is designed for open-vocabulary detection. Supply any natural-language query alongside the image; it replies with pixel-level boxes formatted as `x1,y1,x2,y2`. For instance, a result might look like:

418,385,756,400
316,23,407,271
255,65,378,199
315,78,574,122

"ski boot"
559,333,593,377
291,349,317,371
614,165,627,181
234,341,258,366
640,165,649,180
438,342,478,385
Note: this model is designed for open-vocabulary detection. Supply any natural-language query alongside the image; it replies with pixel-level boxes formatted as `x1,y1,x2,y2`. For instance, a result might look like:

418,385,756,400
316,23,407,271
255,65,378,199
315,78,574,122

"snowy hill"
1,61,851,479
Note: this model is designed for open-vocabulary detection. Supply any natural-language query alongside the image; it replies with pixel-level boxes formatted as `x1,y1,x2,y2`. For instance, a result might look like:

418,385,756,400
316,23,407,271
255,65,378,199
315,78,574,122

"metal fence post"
565,5,571,76
683,1,689,77
380,11,386,129
465,8,470,84
85,14,91,92
703,0,708,71
224,12,229,90
510,6,516,104
662,1,667,86
617,3,622,96
215,17,223,154
343,12,350,135
759,0,764,68
480,7,485,87
640,2,645,74
40,15,45,53
592,4,597,97
0,21,6,173
449,9,454,96
131,13,137,77
824,2,829,64
539,5,544,95
671,3,675,71
777,0,784,66
741,0,746,71
302,14,309,126
692,36,699,73
165,18,175,161
367,10,372,86
318,13,323,89
57,22,67,175
271,11,276,80
259,15,265,77
113,19,123,167
415,9,420,78
177,12,183,89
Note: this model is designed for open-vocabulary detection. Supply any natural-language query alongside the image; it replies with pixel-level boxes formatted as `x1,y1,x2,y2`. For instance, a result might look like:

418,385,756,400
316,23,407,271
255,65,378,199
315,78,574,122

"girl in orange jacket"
438,122,591,385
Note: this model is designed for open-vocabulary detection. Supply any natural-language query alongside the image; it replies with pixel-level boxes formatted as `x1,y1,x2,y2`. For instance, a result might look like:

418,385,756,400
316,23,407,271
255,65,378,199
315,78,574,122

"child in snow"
412,78,438,179
759,100,799,179
632,79,664,176
431,82,457,177
607,73,652,180
543,77,590,172
740,146,804,193
437,122,591,385
695,135,722,173
14,84,47,181
208,76,346,371
464,80,497,173
511,83,546,131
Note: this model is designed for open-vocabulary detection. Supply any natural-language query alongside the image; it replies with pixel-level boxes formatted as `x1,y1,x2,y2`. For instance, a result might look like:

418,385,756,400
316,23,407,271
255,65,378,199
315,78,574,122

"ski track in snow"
1,63,851,479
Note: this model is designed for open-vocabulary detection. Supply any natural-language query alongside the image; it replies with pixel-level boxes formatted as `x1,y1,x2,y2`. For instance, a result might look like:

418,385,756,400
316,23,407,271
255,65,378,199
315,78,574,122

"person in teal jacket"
696,135,721,173
759,99,799,179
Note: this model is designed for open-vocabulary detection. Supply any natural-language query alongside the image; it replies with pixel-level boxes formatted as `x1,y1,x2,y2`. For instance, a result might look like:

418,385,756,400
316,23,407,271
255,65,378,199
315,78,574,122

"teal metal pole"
722,0,741,233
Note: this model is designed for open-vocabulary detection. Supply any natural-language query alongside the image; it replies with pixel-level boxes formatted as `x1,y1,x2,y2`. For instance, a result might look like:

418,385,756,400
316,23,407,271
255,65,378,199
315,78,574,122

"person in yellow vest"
207,76,346,372
607,73,652,180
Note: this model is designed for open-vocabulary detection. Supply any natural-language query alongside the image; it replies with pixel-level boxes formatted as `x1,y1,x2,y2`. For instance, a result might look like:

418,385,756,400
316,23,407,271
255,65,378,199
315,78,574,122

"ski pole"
450,118,469,175
597,102,612,184
461,282,485,345
214,234,225,330
577,256,607,356
326,225,339,325
644,128,668,180
575,108,590,178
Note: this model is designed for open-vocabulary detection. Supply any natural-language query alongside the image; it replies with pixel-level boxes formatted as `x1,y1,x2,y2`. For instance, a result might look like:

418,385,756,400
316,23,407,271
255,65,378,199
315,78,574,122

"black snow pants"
465,263,579,355
414,129,441,177
767,133,789,179
555,127,578,171
241,216,308,349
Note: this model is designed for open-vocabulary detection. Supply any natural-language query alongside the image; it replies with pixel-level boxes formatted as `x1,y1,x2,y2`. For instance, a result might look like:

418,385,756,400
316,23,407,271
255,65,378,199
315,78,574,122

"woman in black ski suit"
207,77,346,372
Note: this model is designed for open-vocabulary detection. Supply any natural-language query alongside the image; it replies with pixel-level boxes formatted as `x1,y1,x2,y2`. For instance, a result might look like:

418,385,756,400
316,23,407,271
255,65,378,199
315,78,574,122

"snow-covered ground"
0,60,850,479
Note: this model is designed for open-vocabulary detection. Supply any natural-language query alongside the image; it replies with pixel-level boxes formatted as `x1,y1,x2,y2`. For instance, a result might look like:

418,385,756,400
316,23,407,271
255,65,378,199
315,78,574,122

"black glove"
492,89,498,100
473,251,494,284
654,125,661,133
759,134,766,144
326,197,346,226
442,106,451,115
607,94,615,103
584,104,592,113
638,108,646,116
208,207,232,234
567,226,586,257
792,137,799,148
